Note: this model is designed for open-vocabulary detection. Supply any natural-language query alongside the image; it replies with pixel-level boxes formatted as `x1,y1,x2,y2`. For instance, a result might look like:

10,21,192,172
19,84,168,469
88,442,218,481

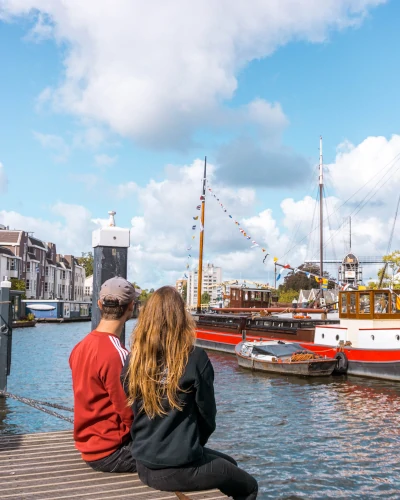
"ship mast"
319,136,323,285
197,157,207,313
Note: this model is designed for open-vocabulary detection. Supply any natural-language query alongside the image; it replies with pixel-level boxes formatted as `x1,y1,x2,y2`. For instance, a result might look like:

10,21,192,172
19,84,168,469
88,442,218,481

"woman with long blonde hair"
122,286,258,499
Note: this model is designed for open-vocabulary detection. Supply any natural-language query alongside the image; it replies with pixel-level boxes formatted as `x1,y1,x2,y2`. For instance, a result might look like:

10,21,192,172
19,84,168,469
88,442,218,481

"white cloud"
94,154,117,167
33,131,70,162
0,162,8,194
117,181,138,199
0,203,100,255
1,0,385,147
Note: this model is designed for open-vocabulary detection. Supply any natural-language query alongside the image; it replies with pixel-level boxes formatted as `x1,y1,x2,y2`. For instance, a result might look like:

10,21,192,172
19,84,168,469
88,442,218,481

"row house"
0,226,85,301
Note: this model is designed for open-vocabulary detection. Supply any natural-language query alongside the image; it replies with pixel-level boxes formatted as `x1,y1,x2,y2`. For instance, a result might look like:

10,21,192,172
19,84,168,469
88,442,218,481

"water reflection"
1,325,400,498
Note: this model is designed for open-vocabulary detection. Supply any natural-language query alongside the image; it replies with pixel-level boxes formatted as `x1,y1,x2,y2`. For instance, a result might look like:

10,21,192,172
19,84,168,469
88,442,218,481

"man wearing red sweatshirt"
69,276,136,472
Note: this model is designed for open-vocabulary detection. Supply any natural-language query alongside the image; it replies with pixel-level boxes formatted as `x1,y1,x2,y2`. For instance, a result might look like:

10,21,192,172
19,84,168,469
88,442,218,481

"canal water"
1,322,400,499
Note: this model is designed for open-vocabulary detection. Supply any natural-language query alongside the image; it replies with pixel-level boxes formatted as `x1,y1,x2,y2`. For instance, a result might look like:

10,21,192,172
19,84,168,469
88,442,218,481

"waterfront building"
175,278,187,296
186,264,222,307
0,225,85,300
84,275,93,302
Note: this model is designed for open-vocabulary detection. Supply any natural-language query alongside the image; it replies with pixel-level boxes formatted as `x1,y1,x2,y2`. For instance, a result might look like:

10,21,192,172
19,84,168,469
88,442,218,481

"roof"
27,252,39,262
0,246,16,257
0,231,21,244
29,236,46,249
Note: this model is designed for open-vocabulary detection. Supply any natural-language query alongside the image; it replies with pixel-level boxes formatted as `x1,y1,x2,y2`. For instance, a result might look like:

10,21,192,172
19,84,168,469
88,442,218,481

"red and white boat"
195,288,400,381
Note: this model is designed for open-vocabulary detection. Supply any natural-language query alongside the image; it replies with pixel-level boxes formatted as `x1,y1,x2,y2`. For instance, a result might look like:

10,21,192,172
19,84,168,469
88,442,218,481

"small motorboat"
235,340,337,377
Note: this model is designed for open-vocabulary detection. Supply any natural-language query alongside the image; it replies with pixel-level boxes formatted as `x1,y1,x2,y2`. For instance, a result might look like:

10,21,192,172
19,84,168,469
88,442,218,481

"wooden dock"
0,430,227,499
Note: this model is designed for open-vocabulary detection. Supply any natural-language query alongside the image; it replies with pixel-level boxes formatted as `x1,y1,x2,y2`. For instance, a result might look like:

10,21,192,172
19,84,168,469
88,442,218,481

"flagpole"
197,157,207,313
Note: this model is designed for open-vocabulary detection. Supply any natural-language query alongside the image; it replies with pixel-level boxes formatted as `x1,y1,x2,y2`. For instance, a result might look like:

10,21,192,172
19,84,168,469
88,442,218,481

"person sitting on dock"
69,277,137,473
122,286,258,499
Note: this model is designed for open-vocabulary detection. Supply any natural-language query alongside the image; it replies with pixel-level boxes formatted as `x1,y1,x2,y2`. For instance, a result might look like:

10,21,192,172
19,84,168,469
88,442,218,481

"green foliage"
375,250,400,287
182,283,187,302
78,252,94,277
201,292,211,304
278,289,299,303
280,263,334,292
139,288,153,303
26,313,35,321
10,278,26,299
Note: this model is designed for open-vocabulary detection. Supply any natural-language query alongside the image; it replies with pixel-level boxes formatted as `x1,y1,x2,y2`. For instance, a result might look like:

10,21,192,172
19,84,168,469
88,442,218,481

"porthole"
396,335,400,341
371,335,375,341
335,335,339,341
321,333,325,339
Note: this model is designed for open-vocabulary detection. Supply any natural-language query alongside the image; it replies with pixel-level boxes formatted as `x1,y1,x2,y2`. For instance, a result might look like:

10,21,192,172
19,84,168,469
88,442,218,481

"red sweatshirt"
69,330,133,461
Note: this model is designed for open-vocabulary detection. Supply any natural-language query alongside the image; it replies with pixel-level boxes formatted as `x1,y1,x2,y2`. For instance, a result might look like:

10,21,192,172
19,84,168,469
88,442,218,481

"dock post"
0,277,12,393
91,212,130,345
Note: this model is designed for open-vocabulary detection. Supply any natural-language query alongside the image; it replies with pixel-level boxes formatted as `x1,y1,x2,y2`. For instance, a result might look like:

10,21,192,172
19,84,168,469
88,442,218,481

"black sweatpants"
136,447,258,500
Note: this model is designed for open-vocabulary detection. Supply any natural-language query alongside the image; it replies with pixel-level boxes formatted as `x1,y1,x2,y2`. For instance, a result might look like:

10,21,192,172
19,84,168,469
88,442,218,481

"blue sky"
0,1,399,286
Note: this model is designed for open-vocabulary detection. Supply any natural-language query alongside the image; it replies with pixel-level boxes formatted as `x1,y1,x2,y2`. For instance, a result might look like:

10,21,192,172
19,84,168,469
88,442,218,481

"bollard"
92,211,130,345
0,277,12,393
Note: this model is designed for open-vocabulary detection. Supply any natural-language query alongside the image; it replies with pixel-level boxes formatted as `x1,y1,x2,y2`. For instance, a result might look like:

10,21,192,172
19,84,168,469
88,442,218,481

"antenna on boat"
319,136,324,285
197,157,207,313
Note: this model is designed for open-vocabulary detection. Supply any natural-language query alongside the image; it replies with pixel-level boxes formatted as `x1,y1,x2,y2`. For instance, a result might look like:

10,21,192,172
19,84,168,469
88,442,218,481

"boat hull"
196,327,400,381
235,343,337,377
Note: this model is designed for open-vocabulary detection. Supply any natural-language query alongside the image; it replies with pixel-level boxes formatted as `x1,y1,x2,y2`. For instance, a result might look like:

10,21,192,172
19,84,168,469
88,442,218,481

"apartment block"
186,264,222,307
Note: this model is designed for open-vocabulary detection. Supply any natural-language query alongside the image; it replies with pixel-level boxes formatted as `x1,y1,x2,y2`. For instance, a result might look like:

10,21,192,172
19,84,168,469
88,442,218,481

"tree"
373,250,400,288
78,252,94,277
10,278,26,299
182,283,187,302
278,289,299,303
139,288,154,304
280,263,334,292
201,292,210,304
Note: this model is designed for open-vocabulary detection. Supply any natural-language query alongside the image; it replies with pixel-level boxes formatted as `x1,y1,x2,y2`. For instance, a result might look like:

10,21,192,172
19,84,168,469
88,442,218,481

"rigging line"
305,185,319,261
386,194,400,255
284,154,400,261
323,186,337,261
310,169,399,261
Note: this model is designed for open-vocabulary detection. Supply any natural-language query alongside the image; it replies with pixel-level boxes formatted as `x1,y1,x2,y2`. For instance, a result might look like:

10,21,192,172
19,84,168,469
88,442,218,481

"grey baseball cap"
99,277,135,305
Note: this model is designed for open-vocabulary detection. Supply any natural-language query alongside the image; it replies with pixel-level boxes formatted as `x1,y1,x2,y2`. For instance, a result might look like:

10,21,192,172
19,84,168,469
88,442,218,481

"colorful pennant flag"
193,216,199,220
192,225,196,230
196,205,201,210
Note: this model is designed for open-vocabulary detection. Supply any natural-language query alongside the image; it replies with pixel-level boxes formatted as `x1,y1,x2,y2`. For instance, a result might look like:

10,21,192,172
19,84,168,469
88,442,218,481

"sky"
0,0,399,288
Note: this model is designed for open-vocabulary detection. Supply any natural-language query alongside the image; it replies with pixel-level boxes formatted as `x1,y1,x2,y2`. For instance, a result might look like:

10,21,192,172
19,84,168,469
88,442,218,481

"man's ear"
98,299,103,310
128,300,135,311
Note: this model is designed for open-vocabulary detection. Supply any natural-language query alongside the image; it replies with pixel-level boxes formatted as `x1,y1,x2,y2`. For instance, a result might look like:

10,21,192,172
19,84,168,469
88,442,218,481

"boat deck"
0,430,227,499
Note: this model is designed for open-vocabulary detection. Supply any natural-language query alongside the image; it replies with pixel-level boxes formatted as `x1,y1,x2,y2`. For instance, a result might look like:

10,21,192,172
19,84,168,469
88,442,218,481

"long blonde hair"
126,286,196,418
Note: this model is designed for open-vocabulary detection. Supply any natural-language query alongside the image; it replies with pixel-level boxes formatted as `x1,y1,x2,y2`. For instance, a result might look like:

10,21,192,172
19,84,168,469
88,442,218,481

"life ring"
333,352,348,375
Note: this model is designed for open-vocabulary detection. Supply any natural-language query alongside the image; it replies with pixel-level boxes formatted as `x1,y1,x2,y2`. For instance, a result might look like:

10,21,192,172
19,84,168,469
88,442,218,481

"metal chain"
0,391,73,424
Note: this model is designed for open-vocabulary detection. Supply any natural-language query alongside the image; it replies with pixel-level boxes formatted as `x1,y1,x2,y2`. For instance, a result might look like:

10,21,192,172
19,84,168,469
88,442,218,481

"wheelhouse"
339,289,400,320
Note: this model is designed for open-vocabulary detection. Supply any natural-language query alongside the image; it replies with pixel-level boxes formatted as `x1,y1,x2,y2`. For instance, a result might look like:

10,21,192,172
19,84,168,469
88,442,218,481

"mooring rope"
0,391,73,424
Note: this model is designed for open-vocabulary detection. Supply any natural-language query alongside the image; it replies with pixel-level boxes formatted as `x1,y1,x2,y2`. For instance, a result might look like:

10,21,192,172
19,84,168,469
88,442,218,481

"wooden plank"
0,431,228,499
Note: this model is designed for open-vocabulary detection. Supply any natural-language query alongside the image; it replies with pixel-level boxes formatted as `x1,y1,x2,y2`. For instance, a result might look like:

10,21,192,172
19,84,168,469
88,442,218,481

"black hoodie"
121,346,216,469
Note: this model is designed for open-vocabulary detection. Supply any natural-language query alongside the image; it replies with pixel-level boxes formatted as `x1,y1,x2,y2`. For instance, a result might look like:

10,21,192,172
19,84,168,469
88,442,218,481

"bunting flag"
200,195,205,201
196,205,201,210
207,180,269,264
193,216,199,220
273,257,278,262
276,273,282,281
192,225,196,230
187,246,192,250
192,235,195,239
273,260,346,289
184,273,188,279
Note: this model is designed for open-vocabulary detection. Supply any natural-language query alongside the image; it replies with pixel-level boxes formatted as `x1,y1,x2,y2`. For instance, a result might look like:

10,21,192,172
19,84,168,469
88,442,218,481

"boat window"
374,292,389,314
246,319,251,326
341,294,347,314
359,293,370,314
263,321,271,327
349,293,356,314
392,292,400,314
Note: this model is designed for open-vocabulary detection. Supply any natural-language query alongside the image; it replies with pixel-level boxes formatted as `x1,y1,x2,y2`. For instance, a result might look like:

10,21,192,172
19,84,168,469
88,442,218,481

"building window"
45,267,49,276
44,283,48,292
26,280,30,290
27,262,31,272
62,271,66,279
